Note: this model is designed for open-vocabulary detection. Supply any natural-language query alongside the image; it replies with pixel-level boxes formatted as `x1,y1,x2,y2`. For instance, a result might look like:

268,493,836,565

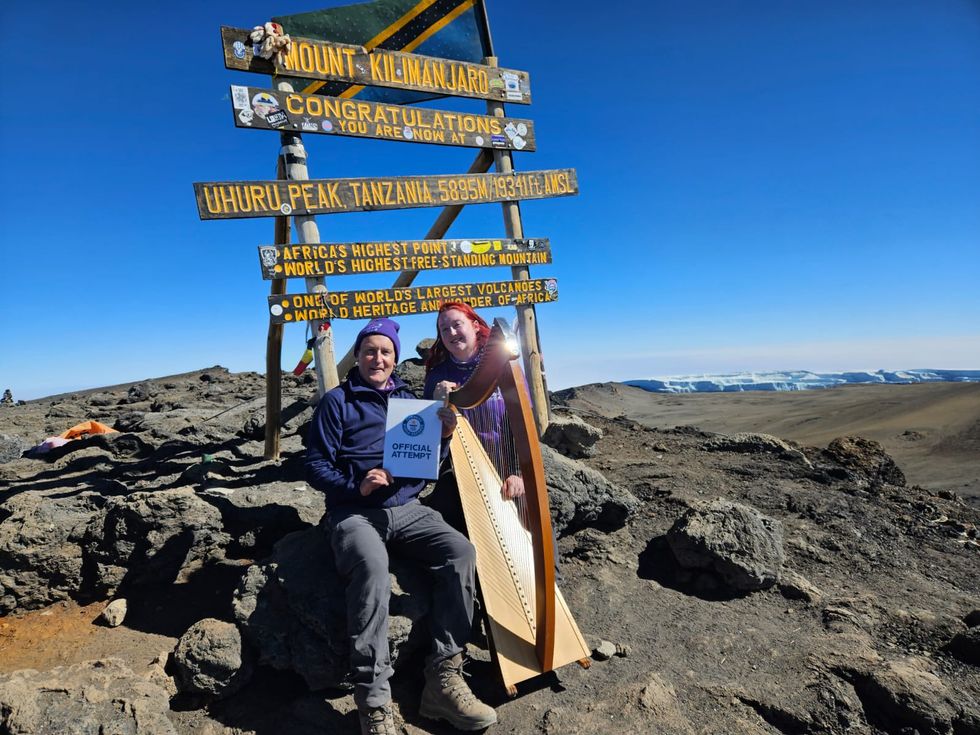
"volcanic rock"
0,491,103,613
666,498,784,591
83,487,230,596
0,658,175,735
172,618,252,698
0,434,30,464
824,436,906,487
541,444,638,536
542,411,603,458
232,524,432,690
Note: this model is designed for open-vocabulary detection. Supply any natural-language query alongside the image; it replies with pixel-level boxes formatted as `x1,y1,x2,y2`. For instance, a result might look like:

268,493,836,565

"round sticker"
403,126,414,140
475,136,484,146
280,203,292,215
460,240,473,254
516,123,527,136
270,304,284,316
402,414,425,436
321,120,334,132
251,92,280,119
513,137,526,150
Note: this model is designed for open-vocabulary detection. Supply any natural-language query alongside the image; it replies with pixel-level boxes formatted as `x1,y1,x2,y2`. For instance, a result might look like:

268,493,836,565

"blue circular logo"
402,414,425,436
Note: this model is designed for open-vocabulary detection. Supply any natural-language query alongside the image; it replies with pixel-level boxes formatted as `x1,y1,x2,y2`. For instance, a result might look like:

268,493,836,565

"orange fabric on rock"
59,420,118,440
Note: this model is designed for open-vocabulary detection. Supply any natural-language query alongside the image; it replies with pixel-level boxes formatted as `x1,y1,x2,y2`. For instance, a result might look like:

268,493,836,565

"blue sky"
2,1,978,399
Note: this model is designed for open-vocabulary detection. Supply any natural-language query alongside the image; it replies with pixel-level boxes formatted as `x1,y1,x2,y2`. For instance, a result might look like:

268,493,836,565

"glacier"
624,369,980,394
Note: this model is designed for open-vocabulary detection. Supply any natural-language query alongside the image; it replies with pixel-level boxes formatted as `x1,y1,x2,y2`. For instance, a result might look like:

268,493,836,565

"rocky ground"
1,365,978,734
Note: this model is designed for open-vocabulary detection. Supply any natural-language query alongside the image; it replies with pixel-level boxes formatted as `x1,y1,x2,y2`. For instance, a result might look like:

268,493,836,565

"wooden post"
264,155,290,460
276,80,339,398
334,148,493,378
484,57,550,435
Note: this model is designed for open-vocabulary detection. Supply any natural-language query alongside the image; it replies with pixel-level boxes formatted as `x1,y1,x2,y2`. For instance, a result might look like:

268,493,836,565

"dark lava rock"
83,488,230,596
394,358,426,396
542,445,639,536
172,618,252,698
667,498,784,592
824,436,906,487
948,626,980,666
542,413,603,459
0,434,30,464
0,658,176,735
0,491,104,614
126,382,153,404
232,525,431,690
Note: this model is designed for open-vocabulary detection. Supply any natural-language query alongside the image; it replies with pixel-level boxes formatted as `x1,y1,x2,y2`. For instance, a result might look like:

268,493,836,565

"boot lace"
436,658,478,705
364,704,396,735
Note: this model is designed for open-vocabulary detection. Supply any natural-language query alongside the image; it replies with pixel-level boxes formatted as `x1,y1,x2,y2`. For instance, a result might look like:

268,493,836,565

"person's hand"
501,475,525,500
438,406,457,437
360,468,393,496
433,380,457,402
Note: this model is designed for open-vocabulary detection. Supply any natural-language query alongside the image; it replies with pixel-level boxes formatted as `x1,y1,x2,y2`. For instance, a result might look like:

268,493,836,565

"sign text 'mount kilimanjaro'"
269,278,559,322
221,27,531,105
259,238,552,279
232,85,535,151
195,170,577,220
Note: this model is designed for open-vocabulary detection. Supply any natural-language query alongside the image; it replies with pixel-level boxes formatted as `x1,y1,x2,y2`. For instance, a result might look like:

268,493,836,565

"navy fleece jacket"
306,369,446,510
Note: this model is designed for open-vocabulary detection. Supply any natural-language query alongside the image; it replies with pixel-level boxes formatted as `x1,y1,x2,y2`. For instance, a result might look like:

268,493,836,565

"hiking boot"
358,703,397,735
419,654,497,731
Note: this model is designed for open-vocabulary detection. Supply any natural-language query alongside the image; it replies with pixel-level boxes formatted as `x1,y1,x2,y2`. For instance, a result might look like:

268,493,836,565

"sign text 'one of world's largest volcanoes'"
221,27,531,105
269,278,559,323
194,170,577,220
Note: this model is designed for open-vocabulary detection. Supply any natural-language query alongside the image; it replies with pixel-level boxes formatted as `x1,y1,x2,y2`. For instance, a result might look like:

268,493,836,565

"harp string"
461,389,536,615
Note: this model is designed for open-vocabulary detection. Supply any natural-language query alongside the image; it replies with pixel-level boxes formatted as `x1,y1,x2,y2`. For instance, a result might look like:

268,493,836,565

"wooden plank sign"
231,85,535,151
195,169,577,220
269,278,559,322
259,238,551,279
221,27,531,105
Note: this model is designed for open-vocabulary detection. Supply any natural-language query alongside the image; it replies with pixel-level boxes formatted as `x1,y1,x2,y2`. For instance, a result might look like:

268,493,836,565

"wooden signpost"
269,278,559,323
200,7,577,455
221,26,532,104
231,85,536,151
258,238,551,279
194,169,576,219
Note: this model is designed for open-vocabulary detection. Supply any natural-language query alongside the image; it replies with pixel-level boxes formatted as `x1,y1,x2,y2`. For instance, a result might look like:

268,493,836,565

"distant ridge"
625,369,980,393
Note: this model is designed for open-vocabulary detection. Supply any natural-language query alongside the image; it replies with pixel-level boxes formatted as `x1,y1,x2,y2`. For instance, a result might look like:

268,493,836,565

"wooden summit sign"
221,26,532,104
269,278,560,323
231,85,535,151
195,169,577,219
259,238,551,279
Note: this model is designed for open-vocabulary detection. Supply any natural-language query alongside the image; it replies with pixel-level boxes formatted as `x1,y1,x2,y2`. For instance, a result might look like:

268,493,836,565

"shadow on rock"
119,559,250,638
637,535,749,602
183,665,356,735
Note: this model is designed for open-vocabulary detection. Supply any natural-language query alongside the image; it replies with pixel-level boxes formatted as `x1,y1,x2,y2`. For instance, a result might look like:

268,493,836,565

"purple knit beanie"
353,318,400,361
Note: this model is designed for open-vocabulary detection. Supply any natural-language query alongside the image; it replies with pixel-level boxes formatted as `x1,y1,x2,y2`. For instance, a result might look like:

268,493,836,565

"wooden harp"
448,318,590,695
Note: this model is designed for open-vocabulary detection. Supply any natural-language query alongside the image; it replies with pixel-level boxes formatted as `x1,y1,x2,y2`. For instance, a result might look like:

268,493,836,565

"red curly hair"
425,301,491,371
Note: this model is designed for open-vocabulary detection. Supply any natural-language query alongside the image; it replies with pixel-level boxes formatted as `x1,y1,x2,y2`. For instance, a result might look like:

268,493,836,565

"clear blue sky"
2,1,978,399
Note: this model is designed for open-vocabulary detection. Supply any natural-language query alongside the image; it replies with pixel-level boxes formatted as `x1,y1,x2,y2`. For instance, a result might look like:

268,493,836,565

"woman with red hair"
423,302,525,531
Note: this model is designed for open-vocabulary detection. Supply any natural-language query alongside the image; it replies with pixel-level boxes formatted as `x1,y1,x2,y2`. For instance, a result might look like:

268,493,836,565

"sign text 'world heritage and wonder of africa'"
258,238,551,279
268,278,559,322
221,27,531,104
195,170,577,219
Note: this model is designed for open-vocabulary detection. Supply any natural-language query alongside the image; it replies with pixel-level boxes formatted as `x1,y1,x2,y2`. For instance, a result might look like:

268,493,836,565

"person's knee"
351,553,390,587
450,537,476,570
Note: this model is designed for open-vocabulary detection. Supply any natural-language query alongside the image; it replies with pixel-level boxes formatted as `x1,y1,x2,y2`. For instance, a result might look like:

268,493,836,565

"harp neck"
449,319,520,410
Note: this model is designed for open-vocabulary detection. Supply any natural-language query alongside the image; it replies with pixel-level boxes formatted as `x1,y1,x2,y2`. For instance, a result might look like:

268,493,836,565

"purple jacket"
424,355,512,475
306,369,443,510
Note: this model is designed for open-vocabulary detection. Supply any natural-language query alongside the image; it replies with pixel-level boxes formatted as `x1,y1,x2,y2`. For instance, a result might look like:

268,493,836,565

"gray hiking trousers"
326,499,476,708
